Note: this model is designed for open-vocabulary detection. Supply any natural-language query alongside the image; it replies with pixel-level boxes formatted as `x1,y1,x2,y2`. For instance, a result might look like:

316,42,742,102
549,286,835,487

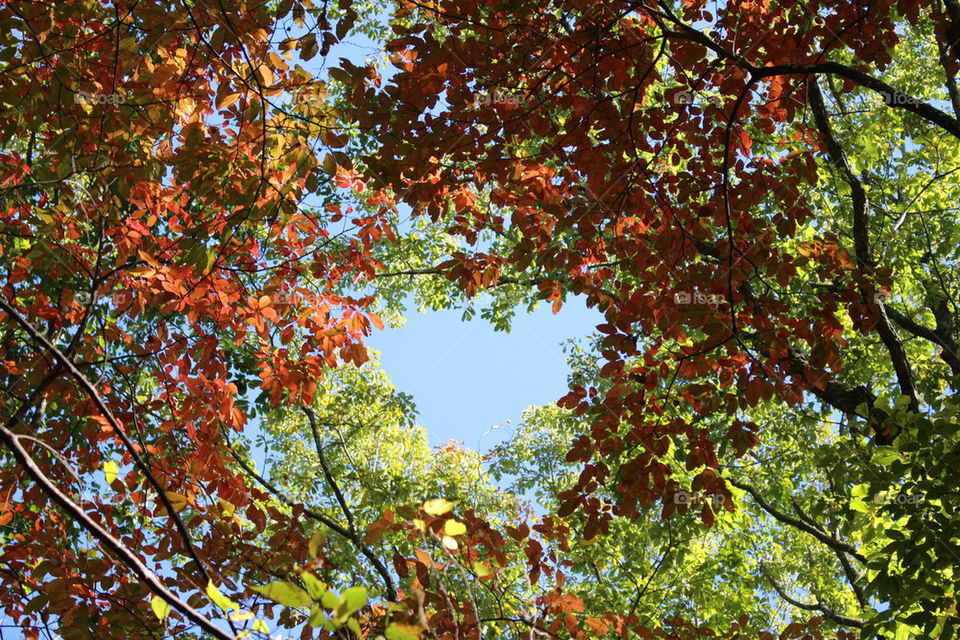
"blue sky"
319,29,608,452
365,297,601,449
305,22,606,449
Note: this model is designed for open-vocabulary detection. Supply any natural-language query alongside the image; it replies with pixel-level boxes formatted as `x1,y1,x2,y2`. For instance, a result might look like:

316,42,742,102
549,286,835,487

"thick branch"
933,0,960,119
0,424,232,640
302,406,398,601
650,2,960,139
808,82,919,414
777,344,898,444
760,565,864,629
942,0,960,69
833,544,868,610
0,300,215,584
884,305,960,377
729,478,866,564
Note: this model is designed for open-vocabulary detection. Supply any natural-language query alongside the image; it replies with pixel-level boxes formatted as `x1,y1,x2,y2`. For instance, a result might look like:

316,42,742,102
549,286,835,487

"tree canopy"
1,0,959,639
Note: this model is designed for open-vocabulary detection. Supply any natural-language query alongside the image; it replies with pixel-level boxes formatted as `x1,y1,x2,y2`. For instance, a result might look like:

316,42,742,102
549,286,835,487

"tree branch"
0,299,216,585
760,564,864,629
224,439,397,601
808,81,919,417
302,406,398,601
0,423,232,640
884,304,960,377
729,478,866,564
224,444,351,539
304,406,357,535
646,1,960,139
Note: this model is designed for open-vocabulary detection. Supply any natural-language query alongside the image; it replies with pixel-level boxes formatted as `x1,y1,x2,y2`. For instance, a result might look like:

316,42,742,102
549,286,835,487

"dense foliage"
1,0,959,639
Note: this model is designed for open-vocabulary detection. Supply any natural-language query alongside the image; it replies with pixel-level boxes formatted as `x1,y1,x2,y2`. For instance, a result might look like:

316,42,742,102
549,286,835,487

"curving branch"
224,442,351,540
645,0,960,139
303,406,398,602
808,81,919,417
729,478,866,564
305,406,358,535
760,62,960,139
833,542,868,610
0,299,217,586
760,564,865,629
225,434,398,602
0,423,232,640
883,304,960,378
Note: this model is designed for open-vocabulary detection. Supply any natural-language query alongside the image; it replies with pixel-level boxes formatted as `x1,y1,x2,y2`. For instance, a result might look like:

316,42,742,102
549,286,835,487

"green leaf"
301,33,319,61
301,571,326,600
252,581,312,609
385,622,423,640
341,586,367,612
321,590,339,609
347,617,361,636
206,581,239,612
873,447,901,465
323,153,337,176
308,605,326,628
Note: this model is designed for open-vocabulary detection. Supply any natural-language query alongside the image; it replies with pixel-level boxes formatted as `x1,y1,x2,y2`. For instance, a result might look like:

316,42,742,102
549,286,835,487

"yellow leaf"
230,610,255,621
323,153,337,175
206,581,239,612
441,535,458,550
385,622,423,640
422,499,453,516
165,492,187,513
795,242,815,257
103,461,118,485
150,595,170,621
216,92,241,111
257,65,275,87
443,519,466,537
308,530,325,558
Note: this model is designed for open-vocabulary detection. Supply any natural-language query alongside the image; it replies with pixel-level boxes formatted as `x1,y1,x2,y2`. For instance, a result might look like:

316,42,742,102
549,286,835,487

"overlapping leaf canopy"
1,0,959,639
